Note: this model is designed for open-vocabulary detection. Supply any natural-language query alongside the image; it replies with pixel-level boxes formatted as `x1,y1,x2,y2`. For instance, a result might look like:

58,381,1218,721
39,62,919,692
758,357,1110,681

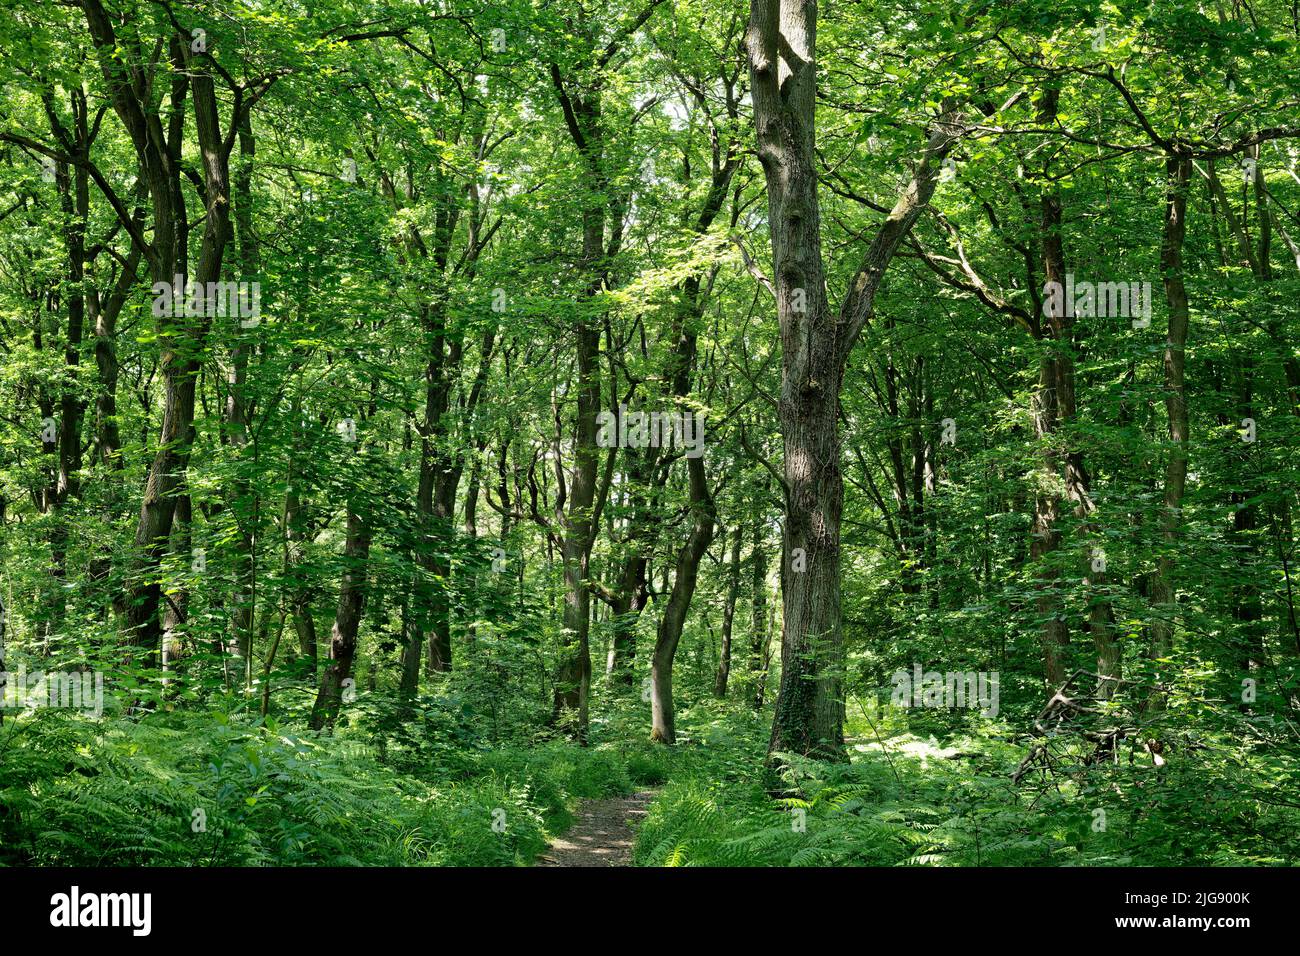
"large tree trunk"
552,316,601,739
547,51,617,738
747,0,842,760
125,356,201,659
1147,156,1193,710
81,6,239,663
771,367,847,758
746,0,961,759
415,295,461,676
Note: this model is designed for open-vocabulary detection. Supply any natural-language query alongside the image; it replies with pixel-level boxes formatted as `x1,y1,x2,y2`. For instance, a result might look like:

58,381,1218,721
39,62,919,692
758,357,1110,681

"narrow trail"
535,791,655,867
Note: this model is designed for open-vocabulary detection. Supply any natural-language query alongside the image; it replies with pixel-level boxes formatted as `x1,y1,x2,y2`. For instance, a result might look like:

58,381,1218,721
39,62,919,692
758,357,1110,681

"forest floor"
535,790,656,867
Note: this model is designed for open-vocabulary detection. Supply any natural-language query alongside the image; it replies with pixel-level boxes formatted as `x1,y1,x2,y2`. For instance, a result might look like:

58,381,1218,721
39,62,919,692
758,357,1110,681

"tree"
744,0,964,759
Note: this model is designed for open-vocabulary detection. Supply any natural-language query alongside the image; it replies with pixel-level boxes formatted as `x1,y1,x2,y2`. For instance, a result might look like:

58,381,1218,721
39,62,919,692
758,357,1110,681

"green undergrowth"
4,692,1296,867
0,697,674,867
632,705,1300,867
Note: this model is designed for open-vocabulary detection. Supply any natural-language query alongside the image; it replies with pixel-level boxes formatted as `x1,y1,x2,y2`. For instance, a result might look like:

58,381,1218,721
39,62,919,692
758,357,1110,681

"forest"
0,0,1298,871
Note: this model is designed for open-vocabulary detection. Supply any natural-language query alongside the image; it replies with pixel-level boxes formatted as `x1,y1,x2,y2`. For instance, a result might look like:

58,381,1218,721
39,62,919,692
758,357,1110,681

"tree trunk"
746,0,961,759
604,453,658,686
283,412,318,669
750,520,770,708
161,490,191,673
552,319,601,739
651,450,716,742
1031,125,1071,688
91,242,140,474
310,501,372,729
714,525,743,697
1147,156,1193,710
227,112,260,683
80,8,239,663
415,295,458,676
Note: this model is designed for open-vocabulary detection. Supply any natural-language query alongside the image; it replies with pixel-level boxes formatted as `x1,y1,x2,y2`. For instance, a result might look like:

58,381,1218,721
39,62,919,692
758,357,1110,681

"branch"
596,0,667,71
838,99,967,355
730,234,776,298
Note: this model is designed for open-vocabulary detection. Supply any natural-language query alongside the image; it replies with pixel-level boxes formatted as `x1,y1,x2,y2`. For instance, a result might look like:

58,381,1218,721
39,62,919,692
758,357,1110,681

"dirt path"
535,791,655,867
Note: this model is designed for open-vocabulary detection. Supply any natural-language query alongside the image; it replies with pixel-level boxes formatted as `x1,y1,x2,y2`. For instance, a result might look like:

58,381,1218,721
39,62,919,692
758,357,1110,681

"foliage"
1,0,1298,869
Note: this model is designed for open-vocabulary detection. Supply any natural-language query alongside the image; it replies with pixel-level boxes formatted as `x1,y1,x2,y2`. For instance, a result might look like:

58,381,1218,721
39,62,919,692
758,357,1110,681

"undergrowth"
3,692,1296,867
0,698,670,867
632,703,1300,867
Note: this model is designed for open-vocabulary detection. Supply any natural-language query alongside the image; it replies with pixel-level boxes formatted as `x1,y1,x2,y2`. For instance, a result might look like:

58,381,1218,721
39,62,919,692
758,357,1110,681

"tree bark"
651,450,716,743
714,525,743,697
1147,155,1193,710
310,501,373,730
226,111,260,683
81,5,243,661
746,0,962,759
749,520,771,708
1030,98,1071,689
